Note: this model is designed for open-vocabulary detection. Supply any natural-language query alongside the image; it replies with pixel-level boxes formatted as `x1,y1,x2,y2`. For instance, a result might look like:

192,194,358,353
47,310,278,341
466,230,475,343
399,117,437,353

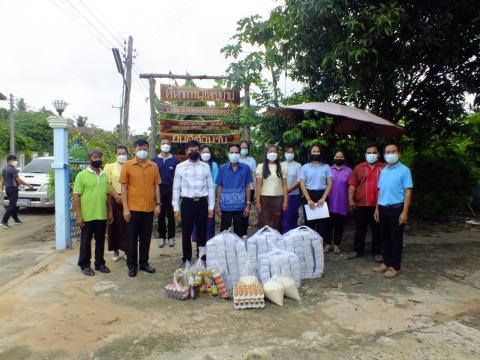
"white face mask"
240,148,249,156
201,153,211,162
285,153,294,162
117,155,127,164
365,153,378,164
160,144,171,153
384,153,399,164
12,161,18,167
266,153,278,162
228,153,240,163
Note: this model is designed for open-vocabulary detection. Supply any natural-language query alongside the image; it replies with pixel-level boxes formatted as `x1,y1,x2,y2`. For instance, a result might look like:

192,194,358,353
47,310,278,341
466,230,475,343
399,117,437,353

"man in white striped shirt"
173,140,215,264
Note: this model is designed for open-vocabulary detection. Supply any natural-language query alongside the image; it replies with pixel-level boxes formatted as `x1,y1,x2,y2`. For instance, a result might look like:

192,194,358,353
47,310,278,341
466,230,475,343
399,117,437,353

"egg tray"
233,299,265,310
232,283,265,309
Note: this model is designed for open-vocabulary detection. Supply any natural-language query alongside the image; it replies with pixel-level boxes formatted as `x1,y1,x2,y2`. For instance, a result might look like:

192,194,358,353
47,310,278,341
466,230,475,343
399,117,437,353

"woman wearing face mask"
239,140,256,237
255,144,288,232
281,146,302,233
192,145,219,244
104,145,129,261
325,150,352,254
299,145,332,243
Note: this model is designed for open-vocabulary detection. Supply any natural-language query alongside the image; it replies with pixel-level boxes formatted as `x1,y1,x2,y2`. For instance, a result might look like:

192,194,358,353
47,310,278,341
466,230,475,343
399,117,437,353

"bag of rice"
238,275,260,285
263,277,284,306
278,276,300,301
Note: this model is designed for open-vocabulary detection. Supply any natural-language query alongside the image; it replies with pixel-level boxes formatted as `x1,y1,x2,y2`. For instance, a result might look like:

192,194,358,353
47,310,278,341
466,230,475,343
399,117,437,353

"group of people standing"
72,138,412,279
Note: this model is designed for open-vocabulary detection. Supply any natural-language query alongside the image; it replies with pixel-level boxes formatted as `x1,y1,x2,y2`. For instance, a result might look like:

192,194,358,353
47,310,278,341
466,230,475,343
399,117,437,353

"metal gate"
68,161,89,243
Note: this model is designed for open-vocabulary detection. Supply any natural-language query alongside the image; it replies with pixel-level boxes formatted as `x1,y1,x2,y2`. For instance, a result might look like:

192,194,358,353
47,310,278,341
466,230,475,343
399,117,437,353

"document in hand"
304,203,330,220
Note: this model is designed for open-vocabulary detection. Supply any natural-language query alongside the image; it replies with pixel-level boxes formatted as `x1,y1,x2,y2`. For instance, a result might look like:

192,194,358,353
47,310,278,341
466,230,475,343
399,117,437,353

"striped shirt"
172,159,215,211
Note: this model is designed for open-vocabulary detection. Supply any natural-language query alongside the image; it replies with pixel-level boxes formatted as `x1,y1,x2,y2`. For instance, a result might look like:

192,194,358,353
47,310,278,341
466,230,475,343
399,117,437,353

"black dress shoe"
95,264,111,273
82,267,95,276
347,252,362,260
128,268,137,277
139,265,156,273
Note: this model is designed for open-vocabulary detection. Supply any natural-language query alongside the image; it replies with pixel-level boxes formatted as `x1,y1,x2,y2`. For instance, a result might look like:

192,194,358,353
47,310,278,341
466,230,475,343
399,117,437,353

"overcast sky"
0,0,287,134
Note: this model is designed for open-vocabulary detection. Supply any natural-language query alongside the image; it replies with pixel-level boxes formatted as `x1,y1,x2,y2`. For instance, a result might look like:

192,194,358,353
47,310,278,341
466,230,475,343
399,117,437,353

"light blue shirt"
282,160,302,195
299,162,332,190
239,156,256,189
378,162,413,206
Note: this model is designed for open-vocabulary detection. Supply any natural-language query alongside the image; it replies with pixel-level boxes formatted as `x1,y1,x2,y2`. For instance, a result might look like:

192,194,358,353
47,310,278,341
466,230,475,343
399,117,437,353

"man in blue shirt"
215,144,253,237
374,143,413,278
152,137,179,248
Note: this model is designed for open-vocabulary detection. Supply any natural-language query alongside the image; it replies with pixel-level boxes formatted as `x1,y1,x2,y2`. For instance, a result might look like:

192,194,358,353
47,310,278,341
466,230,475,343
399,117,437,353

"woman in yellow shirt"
255,144,288,232
104,145,129,261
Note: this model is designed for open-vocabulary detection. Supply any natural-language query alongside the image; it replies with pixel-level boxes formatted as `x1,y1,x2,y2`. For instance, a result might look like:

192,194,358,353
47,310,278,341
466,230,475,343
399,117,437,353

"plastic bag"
278,276,301,301
263,276,284,306
283,226,324,279
257,249,301,287
246,226,283,275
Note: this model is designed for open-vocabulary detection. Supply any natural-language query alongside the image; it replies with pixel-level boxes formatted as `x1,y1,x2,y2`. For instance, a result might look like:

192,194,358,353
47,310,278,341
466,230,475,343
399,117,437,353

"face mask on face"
136,150,148,160
240,148,248,156
311,154,322,162
91,160,102,169
12,161,18,167
334,159,345,166
384,153,399,164
201,153,211,162
117,155,127,164
266,153,278,162
160,144,171,153
285,153,294,162
365,153,378,164
188,151,200,161
228,153,240,163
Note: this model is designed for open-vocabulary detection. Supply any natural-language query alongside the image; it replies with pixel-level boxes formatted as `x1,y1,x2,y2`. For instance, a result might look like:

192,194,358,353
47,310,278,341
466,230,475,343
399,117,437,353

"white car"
2,157,55,208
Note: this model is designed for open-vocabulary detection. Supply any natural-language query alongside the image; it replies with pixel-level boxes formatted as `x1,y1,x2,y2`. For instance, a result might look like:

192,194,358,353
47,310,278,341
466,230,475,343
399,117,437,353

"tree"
75,115,88,127
15,98,27,112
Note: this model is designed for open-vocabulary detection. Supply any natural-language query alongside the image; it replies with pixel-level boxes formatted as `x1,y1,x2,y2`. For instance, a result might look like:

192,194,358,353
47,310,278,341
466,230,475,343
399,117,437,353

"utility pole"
122,35,133,141
242,84,251,142
9,94,15,155
148,78,157,158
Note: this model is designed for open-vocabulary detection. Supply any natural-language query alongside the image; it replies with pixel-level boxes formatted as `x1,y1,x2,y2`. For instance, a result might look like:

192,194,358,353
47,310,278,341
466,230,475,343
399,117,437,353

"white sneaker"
168,238,175,247
158,238,165,248
0,222,9,229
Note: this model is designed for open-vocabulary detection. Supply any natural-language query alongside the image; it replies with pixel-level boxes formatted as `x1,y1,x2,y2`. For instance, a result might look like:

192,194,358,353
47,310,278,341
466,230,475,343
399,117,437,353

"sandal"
323,244,332,253
333,245,341,254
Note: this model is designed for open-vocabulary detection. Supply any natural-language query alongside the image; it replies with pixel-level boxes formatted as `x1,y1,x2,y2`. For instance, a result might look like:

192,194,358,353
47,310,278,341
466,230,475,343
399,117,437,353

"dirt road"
0,215,479,359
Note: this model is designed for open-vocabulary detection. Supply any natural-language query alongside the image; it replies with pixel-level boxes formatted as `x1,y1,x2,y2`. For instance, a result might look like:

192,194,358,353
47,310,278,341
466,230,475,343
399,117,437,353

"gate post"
47,115,74,250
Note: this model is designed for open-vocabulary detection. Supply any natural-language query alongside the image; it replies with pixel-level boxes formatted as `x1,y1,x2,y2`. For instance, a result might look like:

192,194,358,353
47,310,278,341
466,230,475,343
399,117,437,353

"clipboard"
304,203,330,220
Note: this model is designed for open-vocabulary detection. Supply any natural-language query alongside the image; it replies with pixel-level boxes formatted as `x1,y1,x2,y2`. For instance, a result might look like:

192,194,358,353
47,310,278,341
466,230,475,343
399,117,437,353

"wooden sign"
160,84,240,104
160,132,241,144
158,103,233,116
160,119,238,132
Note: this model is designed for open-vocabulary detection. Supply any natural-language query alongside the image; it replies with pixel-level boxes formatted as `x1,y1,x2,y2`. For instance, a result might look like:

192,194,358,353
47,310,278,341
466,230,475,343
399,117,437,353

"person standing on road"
324,150,352,254
374,143,413,278
104,145,129,262
281,146,302,234
216,144,253,237
239,140,256,238
172,140,215,265
347,144,385,262
255,144,288,232
299,145,332,244
73,149,112,276
0,154,33,229
153,137,179,248
120,139,161,278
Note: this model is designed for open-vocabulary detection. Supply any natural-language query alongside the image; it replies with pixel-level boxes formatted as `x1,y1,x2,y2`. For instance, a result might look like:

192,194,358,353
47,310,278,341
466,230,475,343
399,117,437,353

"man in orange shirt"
120,139,161,277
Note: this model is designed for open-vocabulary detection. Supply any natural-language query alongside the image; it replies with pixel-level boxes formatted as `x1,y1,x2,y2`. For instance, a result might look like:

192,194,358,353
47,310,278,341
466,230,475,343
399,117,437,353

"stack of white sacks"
206,231,248,287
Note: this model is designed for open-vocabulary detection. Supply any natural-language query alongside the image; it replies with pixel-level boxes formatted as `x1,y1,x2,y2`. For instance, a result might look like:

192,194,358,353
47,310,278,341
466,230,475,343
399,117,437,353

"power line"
78,0,123,47
85,0,124,40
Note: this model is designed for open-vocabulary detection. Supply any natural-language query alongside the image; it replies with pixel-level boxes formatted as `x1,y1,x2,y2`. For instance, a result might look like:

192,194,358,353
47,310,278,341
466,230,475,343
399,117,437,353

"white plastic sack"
238,275,259,285
279,276,300,301
263,277,284,306
257,249,301,287
246,226,283,275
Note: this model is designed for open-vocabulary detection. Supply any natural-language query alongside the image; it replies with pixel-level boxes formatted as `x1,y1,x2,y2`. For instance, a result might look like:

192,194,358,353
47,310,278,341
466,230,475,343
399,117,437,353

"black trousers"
157,185,175,239
304,189,328,240
78,220,107,269
220,210,244,237
240,189,254,236
379,205,405,271
353,206,382,255
181,197,208,262
325,212,346,245
127,211,154,270
2,186,19,223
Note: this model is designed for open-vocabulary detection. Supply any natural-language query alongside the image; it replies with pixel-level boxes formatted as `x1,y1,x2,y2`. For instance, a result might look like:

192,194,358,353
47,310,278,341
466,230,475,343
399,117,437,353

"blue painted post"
48,115,74,250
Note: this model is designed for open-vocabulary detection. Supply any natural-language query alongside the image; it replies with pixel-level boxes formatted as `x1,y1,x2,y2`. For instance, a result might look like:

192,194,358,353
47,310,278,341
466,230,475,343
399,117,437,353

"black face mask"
188,151,200,161
91,160,102,169
334,159,345,166
311,154,322,162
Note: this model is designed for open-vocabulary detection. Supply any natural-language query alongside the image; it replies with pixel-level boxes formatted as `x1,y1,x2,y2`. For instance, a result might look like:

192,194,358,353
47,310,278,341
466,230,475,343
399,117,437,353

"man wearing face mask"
73,149,113,276
1,154,33,229
104,145,129,262
347,144,385,261
373,143,413,278
215,144,253,237
153,137,179,248
120,139,161,278
172,140,215,265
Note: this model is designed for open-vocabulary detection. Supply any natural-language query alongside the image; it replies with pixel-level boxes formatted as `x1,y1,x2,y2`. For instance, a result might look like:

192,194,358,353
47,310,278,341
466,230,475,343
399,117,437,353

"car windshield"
21,159,53,174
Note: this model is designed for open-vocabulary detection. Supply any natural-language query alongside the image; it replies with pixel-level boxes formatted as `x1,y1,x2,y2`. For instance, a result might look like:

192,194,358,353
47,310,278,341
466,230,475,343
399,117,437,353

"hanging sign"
160,132,241,144
160,119,238,132
160,84,240,104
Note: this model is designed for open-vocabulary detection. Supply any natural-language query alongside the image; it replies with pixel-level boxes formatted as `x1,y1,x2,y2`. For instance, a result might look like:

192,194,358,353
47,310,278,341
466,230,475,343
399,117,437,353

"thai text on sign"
160,84,240,104
160,133,240,144
160,119,238,132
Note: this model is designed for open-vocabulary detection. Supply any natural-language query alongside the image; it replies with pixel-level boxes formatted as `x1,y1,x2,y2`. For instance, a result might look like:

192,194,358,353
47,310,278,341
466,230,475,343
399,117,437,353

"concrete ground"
0,208,479,360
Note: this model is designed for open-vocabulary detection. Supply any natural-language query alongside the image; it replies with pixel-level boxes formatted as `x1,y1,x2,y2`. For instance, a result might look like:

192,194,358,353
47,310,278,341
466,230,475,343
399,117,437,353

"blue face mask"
384,153,399,164
136,150,148,160
285,153,294,162
240,148,248,156
228,153,240,163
